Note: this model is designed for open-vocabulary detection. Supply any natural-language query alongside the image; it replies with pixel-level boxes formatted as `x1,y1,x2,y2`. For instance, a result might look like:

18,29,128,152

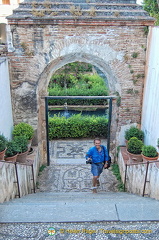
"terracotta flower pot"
126,149,143,162
16,150,29,163
5,154,18,163
141,154,158,163
27,138,32,151
0,148,6,160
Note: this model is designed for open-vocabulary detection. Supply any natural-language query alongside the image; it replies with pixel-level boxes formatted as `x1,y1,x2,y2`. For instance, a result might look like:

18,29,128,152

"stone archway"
7,0,154,164
37,53,119,164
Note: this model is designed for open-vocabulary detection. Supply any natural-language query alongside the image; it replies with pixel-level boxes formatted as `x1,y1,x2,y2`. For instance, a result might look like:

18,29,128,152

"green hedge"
48,114,108,139
48,87,108,105
48,73,108,105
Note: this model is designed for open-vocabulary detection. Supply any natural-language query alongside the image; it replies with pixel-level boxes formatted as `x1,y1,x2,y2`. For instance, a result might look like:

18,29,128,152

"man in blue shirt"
86,138,109,193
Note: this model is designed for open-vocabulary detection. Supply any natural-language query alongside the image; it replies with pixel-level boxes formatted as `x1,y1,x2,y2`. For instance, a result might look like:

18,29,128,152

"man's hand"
104,162,108,169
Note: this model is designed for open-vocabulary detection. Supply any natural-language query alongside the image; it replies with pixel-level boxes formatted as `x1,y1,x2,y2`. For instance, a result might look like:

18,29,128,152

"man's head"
94,138,101,149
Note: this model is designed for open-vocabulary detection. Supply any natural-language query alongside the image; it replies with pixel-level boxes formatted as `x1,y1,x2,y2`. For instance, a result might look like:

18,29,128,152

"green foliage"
39,165,47,172
125,126,144,141
48,62,108,106
14,136,28,153
48,114,108,139
49,62,93,88
49,74,77,88
111,163,124,192
48,86,108,105
142,145,158,157
132,52,139,58
143,26,149,36
127,137,143,154
0,135,7,152
12,122,34,140
5,140,20,157
116,96,121,107
143,0,159,25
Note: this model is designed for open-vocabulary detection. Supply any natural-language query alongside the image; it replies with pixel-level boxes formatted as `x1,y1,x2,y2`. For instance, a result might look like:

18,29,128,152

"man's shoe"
97,179,100,186
92,187,97,193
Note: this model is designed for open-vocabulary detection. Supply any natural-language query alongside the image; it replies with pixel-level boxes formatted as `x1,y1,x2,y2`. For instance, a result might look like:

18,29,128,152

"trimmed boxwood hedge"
48,87,108,105
48,114,108,139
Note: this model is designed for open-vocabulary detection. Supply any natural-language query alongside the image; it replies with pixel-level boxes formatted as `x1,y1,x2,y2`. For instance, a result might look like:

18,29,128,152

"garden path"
37,139,119,193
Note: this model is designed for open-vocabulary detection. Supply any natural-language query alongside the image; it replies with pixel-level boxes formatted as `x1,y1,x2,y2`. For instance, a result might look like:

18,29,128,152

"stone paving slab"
1,192,159,223
117,203,159,221
0,203,118,223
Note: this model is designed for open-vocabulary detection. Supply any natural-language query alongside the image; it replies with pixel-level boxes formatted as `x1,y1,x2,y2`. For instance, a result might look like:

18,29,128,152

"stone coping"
7,0,155,25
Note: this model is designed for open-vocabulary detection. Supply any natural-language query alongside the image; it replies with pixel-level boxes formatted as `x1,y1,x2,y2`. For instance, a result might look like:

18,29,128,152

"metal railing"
124,160,159,197
0,160,36,198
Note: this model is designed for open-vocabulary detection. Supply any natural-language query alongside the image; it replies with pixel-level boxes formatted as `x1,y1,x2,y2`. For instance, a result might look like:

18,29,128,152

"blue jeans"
91,162,104,176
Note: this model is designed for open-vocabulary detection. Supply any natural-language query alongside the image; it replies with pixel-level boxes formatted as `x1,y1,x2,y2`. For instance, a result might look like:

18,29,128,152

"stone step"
2,191,157,204
1,191,159,222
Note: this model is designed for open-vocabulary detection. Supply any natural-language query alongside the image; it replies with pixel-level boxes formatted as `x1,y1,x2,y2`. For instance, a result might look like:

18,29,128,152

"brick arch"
37,53,119,164
37,52,120,96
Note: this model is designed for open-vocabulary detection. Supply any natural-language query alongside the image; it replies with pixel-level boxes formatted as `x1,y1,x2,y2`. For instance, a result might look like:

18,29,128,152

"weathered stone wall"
0,57,13,139
0,147,40,203
8,23,148,163
118,147,159,200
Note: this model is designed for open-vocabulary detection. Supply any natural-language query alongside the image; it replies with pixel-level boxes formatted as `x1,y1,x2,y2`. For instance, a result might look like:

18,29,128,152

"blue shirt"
86,145,109,164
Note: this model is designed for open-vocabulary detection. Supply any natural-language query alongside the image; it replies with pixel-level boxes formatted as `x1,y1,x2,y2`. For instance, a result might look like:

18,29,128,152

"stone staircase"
1,191,159,223
1,158,159,223
1,139,159,225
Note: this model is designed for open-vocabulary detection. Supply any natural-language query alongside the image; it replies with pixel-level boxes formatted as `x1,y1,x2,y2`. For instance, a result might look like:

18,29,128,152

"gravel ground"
0,221,159,240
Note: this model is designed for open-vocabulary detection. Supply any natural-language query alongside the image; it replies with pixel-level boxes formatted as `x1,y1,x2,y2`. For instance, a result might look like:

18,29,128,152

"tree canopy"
143,0,159,25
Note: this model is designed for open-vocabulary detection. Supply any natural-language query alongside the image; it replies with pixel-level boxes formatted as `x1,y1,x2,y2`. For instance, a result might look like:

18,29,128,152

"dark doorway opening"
45,96,115,166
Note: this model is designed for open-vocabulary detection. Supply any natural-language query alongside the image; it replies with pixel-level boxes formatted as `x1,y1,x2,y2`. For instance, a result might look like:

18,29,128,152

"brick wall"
8,22,148,163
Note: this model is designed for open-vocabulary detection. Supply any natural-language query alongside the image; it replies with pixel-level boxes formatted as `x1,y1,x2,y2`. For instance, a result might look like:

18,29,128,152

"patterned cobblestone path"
38,139,118,193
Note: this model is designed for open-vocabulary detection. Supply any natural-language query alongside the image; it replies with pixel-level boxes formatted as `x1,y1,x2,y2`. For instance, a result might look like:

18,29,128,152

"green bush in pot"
0,134,7,152
5,140,20,158
127,137,143,154
14,136,28,153
12,122,34,141
142,145,158,158
125,126,144,141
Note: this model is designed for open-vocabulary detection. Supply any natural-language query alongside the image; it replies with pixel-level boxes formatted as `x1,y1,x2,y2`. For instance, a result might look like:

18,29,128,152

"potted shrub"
0,134,7,160
127,137,144,162
12,122,34,151
142,145,158,162
5,140,20,162
125,126,144,142
14,136,28,163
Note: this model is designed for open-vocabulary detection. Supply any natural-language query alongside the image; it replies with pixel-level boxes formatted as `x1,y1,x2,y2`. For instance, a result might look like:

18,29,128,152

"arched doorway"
37,53,119,164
